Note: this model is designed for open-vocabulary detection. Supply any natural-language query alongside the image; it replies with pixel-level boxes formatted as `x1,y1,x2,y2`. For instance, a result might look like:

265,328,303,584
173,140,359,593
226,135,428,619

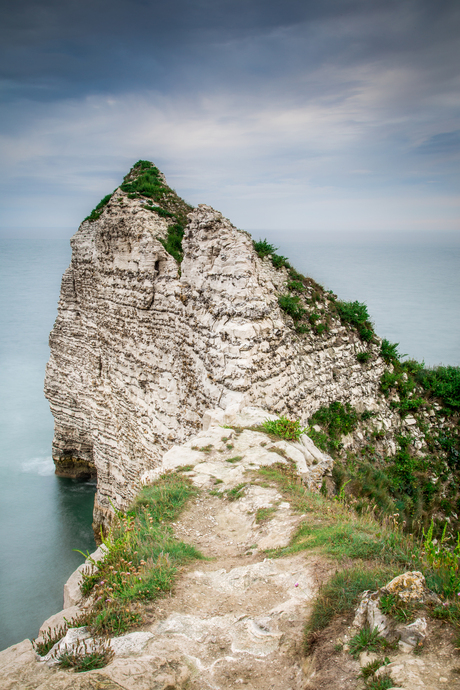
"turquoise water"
0,235,458,651
0,240,96,651
277,238,460,367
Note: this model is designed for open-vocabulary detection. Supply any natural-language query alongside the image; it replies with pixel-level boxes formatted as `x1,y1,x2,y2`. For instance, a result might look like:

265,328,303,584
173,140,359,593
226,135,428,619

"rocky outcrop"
0,412,334,689
2,416,458,690
44,163,390,529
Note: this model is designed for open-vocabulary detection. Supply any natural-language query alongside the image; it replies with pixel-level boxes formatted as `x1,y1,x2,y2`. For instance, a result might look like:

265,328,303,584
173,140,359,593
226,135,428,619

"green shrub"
416,365,460,409
271,253,290,269
253,239,290,270
357,352,372,364
84,193,113,222
309,401,359,455
159,223,185,264
278,295,306,322
336,300,374,342
253,239,277,258
315,322,328,335
287,280,304,293
380,339,402,364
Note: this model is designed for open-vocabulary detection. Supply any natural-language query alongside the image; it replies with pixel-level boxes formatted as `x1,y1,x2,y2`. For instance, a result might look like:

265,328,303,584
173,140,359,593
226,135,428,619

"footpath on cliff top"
1,408,459,690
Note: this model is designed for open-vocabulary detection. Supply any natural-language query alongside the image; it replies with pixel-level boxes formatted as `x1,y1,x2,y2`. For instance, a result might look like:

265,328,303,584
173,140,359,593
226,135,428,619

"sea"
0,234,459,651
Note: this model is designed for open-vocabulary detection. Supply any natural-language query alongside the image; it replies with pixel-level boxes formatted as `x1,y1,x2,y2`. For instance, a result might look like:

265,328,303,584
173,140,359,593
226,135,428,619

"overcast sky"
1,0,459,239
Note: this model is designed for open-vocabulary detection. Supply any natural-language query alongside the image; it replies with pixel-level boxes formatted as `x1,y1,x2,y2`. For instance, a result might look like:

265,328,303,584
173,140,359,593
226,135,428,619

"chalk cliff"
45,161,394,529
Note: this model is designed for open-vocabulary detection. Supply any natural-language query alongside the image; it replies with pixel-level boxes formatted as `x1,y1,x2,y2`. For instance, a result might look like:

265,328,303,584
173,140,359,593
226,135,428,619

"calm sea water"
0,235,458,651
280,239,460,367
0,240,96,651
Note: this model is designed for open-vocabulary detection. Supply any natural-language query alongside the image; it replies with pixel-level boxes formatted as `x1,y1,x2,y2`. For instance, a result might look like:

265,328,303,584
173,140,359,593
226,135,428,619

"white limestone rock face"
45,165,388,528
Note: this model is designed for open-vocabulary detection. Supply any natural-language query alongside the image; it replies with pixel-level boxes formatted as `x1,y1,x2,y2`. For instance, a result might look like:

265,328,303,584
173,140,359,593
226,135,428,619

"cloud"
0,0,459,236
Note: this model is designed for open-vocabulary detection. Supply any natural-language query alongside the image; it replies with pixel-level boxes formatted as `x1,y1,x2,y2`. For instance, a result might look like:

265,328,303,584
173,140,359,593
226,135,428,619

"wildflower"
294,583,299,588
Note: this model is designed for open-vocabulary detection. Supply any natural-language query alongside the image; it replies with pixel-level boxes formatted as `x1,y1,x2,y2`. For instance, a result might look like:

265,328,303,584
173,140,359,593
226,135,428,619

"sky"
1,0,459,239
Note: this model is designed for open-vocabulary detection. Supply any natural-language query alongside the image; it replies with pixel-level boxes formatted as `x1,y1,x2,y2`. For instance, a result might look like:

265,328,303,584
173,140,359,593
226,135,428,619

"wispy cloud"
0,0,459,236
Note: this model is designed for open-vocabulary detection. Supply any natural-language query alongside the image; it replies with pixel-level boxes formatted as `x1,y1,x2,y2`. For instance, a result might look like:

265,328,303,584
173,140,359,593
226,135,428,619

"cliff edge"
45,161,390,530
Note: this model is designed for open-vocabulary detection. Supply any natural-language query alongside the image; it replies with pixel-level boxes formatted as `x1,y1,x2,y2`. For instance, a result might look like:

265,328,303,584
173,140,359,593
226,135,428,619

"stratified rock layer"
45,168,387,527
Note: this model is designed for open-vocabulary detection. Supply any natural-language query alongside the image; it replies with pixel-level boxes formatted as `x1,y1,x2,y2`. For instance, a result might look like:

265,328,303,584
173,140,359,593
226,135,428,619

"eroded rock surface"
1,423,333,689
44,164,389,528
3,424,459,690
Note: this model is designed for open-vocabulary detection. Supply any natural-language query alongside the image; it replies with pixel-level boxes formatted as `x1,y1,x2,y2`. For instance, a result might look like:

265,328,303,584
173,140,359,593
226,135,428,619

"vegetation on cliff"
84,160,193,264
76,472,203,636
251,235,459,539
254,461,460,657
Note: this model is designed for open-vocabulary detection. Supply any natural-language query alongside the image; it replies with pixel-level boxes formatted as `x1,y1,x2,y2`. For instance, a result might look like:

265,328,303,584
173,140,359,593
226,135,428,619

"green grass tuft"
349,626,386,658
261,416,308,441
56,637,114,672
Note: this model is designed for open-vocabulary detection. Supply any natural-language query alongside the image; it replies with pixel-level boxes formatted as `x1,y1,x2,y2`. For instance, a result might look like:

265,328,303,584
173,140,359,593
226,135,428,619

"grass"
226,455,243,463
360,658,388,679
255,506,277,523
226,483,247,501
33,623,70,656
261,416,308,442
285,522,392,561
254,460,460,665
349,626,386,658
56,637,114,672
252,461,460,649
365,675,394,690
76,472,203,636
304,567,396,651
379,593,418,623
